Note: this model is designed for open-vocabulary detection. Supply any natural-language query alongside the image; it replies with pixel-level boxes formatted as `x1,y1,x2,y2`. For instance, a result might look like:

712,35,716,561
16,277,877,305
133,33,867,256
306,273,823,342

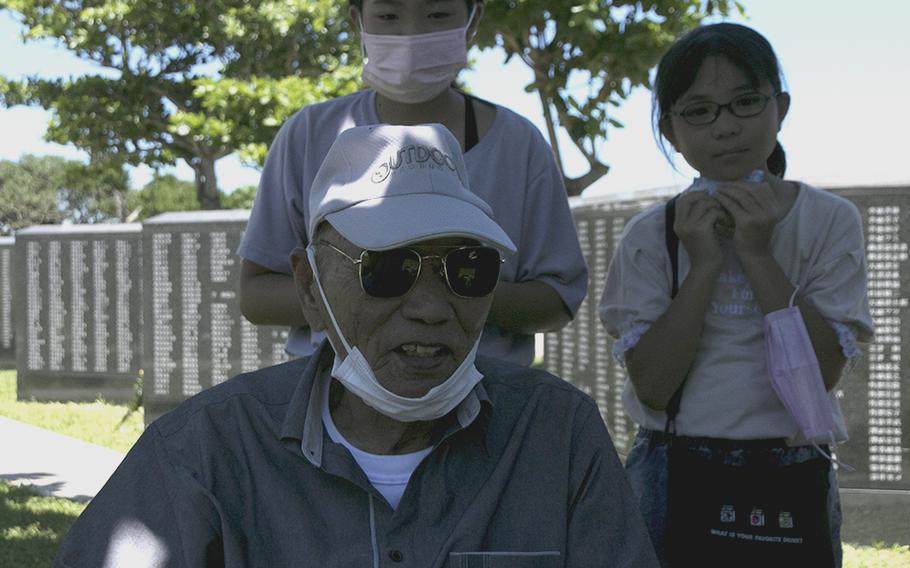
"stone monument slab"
14,224,143,403
142,210,292,424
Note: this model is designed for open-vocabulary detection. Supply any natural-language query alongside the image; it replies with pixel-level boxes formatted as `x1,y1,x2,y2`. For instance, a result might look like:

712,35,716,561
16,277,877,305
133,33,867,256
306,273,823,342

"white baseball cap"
307,123,516,254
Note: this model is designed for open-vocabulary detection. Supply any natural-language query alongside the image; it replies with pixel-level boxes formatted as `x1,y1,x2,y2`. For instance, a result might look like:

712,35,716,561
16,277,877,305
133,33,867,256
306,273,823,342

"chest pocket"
448,551,560,568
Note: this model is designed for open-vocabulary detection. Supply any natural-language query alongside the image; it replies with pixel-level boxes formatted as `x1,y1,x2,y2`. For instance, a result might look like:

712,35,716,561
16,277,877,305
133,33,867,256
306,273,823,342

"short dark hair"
653,23,788,177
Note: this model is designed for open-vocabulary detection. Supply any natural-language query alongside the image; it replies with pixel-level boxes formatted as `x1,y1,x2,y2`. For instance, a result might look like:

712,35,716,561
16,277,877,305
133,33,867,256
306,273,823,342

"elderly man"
56,124,657,567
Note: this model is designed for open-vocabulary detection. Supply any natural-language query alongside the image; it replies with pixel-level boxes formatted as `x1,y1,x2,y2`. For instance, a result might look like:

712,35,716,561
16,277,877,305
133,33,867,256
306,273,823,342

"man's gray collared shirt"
57,344,658,567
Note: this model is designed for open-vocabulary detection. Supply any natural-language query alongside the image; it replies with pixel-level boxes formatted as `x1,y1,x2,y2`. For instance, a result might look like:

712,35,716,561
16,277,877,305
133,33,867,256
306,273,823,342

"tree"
0,154,126,234
478,0,743,196
221,184,257,210
124,174,199,221
61,158,130,223
0,0,360,209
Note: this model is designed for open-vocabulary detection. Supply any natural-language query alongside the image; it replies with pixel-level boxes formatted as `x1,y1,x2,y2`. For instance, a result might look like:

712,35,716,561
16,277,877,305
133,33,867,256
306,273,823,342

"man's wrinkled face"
293,225,493,398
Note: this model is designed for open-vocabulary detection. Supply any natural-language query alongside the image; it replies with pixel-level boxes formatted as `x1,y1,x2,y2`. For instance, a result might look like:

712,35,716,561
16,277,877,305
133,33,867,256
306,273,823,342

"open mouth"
392,343,454,371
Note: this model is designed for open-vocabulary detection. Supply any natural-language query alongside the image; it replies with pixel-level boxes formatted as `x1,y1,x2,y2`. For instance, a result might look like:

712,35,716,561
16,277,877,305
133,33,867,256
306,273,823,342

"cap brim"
324,193,517,254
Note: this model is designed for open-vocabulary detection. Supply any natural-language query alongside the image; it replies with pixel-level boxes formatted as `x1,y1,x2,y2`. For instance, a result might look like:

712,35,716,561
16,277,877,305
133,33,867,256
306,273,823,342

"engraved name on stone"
92,240,110,372
26,241,44,370
0,246,11,350
152,232,176,395
865,205,906,482
115,240,134,373
69,240,88,372
48,240,65,371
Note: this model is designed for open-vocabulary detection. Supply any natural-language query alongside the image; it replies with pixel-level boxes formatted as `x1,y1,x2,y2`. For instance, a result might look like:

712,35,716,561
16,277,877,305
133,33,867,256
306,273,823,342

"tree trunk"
113,190,124,221
537,89,564,178
564,162,610,197
190,155,221,210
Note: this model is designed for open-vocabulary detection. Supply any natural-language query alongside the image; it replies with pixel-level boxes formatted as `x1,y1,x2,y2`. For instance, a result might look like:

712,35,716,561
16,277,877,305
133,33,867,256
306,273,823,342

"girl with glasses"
237,0,587,367
599,23,873,567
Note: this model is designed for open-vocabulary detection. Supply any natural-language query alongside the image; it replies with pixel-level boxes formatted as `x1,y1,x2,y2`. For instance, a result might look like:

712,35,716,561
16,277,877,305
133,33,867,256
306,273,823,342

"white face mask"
307,246,484,422
360,7,476,104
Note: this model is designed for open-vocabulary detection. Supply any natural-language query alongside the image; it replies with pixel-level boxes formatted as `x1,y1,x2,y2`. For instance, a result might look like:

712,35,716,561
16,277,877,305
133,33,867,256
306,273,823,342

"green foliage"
0,371,143,454
0,0,361,208
0,155,66,234
477,0,744,195
125,173,198,221
0,481,86,568
60,158,130,223
843,542,910,567
0,154,127,234
222,184,257,210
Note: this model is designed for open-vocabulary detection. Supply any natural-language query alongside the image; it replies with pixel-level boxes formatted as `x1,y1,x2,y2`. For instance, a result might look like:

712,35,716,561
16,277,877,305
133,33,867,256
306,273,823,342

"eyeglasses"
315,241,503,299
666,92,776,126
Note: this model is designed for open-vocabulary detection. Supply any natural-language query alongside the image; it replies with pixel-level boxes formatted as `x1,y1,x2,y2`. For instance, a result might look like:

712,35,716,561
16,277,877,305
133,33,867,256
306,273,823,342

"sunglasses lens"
361,248,420,298
445,247,500,297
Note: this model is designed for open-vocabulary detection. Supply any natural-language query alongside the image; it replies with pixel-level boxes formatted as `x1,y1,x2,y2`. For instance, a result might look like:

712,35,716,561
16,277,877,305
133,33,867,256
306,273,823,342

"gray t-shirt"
599,183,874,440
238,90,587,365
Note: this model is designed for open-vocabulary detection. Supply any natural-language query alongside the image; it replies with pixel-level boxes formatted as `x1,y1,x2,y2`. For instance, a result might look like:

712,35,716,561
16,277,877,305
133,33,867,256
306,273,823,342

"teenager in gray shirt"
238,0,587,366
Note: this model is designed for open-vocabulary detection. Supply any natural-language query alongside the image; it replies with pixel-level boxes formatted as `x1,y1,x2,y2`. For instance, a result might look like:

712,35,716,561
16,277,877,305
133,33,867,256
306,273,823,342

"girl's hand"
675,190,724,268
715,178,785,258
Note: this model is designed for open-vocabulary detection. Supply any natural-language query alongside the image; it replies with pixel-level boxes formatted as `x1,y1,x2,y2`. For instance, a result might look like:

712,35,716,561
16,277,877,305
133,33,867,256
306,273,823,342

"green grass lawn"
0,370,143,454
0,481,86,567
1,368,907,566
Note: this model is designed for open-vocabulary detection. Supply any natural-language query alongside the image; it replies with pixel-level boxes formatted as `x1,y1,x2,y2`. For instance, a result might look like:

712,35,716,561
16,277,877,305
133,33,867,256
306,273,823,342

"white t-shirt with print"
599,183,874,442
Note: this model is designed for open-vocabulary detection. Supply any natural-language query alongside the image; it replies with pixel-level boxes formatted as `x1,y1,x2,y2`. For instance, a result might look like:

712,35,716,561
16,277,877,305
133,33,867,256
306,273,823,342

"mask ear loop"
788,285,799,308
307,245,354,359
465,4,478,42
358,16,367,61
790,284,856,472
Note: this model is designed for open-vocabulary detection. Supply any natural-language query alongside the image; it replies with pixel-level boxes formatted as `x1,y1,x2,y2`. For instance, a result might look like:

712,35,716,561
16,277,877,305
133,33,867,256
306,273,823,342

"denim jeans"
624,428,843,568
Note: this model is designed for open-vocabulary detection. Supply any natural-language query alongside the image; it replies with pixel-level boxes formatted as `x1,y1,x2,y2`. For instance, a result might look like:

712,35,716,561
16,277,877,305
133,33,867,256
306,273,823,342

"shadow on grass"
0,481,85,567
0,472,94,503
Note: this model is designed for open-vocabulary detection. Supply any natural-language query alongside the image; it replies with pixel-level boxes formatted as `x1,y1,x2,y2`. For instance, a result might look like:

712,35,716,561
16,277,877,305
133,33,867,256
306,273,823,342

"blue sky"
1,0,908,196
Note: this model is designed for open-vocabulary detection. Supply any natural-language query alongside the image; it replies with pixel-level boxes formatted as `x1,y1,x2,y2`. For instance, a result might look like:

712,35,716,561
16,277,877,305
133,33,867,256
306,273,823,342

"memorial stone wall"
0,237,14,368
544,185,910,491
14,224,143,402
142,210,291,424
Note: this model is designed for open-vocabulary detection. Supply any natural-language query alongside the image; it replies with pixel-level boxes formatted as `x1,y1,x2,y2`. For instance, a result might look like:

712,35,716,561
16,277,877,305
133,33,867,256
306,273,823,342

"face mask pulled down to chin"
306,247,484,422
359,8,475,104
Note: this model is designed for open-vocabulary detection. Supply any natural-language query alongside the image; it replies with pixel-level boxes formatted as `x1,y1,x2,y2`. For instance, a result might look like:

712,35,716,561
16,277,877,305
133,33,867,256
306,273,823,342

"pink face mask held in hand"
764,288,850,469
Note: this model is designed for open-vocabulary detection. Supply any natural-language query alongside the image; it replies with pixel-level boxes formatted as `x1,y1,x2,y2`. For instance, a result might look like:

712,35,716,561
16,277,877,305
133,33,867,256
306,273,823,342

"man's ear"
775,92,791,132
290,247,327,333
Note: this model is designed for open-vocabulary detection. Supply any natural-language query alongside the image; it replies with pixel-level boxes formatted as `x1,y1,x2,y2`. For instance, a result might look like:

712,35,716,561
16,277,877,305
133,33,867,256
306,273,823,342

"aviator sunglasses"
315,241,503,299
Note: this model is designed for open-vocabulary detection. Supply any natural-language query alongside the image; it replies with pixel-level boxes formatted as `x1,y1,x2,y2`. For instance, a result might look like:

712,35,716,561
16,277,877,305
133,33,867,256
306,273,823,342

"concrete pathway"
0,415,125,502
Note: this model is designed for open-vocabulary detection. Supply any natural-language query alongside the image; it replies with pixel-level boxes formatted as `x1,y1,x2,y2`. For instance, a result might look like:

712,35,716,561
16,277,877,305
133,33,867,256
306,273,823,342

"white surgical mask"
360,7,475,104
307,246,484,422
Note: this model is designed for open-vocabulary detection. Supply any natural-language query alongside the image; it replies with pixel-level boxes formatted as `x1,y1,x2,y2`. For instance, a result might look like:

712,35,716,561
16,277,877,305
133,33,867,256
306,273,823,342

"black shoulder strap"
664,195,684,432
665,196,680,298
462,92,479,152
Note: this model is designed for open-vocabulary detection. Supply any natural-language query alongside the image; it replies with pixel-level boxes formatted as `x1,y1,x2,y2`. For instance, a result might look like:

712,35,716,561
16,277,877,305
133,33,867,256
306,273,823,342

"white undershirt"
321,376,432,509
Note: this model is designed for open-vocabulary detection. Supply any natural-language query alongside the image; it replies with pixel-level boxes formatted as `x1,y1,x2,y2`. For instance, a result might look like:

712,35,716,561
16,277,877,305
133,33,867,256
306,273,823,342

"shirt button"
389,550,404,562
